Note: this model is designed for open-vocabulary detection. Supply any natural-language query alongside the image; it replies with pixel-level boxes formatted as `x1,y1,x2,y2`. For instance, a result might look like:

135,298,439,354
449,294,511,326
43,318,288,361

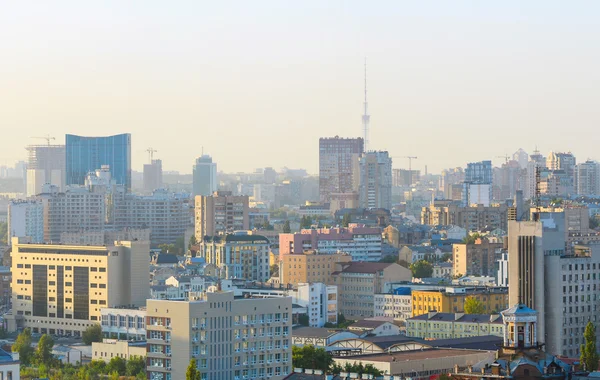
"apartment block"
358,151,392,210
201,232,270,282
279,225,383,262
8,237,149,336
8,200,44,243
143,159,163,194
452,239,504,277
421,203,509,232
195,191,249,240
279,250,352,287
373,293,412,321
145,291,292,380
297,282,338,326
411,288,509,317
319,136,363,203
576,160,600,196
406,312,503,340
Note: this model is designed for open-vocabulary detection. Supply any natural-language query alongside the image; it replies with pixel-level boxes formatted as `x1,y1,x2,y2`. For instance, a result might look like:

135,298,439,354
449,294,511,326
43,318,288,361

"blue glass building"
66,134,131,189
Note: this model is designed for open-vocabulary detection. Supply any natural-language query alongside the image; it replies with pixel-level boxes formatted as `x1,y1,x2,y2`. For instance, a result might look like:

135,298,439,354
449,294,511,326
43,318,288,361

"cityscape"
2,2,600,380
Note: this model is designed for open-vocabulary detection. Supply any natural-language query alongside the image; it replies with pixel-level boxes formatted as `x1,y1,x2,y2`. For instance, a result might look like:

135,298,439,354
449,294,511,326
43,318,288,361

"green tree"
300,216,312,229
292,345,333,372
270,264,279,276
35,333,55,366
186,358,201,380
12,327,34,365
175,235,186,254
410,260,433,278
0,222,7,245
126,355,146,376
441,252,452,262
107,356,127,375
158,243,176,254
109,371,120,380
82,324,103,345
464,296,485,314
188,235,198,250
342,213,352,227
462,233,482,244
581,321,599,371
282,220,291,233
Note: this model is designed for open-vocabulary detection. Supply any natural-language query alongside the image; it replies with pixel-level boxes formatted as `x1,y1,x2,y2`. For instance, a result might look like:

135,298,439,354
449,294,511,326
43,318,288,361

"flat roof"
292,326,344,338
340,348,489,363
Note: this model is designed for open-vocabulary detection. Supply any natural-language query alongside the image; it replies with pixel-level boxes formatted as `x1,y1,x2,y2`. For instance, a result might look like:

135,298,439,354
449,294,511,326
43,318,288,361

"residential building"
279,250,351,287
348,319,401,336
26,144,65,196
547,151,576,194
374,292,412,321
462,160,493,206
201,232,270,282
297,202,331,218
332,262,412,319
406,312,503,339
0,266,11,307
8,237,149,335
8,200,44,243
433,262,453,278
411,287,509,317
465,160,493,184
319,136,364,202
291,326,358,350
92,339,146,363
452,239,504,277
525,150,546,200
496,252,509,287
576,160,600,196
143,159,163,193
193,155,218,197
358,151,392,210
393,169,420,187
279,225,383,262
329,192,359,214
145,291,292,380
538,168,571,197
0,350,20,380
195,191,249,240
297,283,338,327
65,133,131,190
421,203,509,232
100,307,147,341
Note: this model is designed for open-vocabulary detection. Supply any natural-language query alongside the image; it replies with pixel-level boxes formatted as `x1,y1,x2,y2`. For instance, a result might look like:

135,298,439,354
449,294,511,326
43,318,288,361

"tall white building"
296,283,338,327
358,151,392,210
8,200,44,243
193,155,218,197
576,160,600,196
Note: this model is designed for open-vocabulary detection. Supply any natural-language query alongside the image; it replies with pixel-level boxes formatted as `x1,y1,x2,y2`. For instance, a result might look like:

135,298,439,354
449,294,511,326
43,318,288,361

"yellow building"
406,312,504,340
8,237,149,336
412,288,508,317
279,250,352,287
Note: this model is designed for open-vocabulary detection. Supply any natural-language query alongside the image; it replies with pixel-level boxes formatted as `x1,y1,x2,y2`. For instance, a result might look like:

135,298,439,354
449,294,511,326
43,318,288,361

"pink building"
279,224,383,262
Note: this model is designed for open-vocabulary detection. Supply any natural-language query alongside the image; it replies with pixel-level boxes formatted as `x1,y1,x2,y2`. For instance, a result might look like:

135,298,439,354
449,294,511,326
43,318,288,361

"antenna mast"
362,58,370,153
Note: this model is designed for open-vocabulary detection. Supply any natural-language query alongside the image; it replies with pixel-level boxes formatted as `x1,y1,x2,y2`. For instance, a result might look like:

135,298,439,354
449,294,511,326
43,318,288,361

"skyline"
2,2,600,174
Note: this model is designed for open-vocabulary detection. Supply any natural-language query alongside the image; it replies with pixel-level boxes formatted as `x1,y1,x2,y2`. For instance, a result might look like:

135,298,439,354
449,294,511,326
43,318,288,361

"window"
99,268,106,272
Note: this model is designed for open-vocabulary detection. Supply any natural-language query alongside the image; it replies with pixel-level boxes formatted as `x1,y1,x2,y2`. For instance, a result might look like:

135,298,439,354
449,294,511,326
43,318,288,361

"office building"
406,312,503,340
193,155,218,197
297,283,338,327
279,250,352,287
195,191,249,240
8,237,149,335
373,292,412,321
576,160,600,196
26,144,65,196
65,133,131,190
279,225,383,262
453,239,504,277
358,151,392,210
332,262,412,319
465,160,493,184
411,288,509,317
318,136,364,202
8,200,44,243
143,159,163,193
145,291,292,380
200,232,270,282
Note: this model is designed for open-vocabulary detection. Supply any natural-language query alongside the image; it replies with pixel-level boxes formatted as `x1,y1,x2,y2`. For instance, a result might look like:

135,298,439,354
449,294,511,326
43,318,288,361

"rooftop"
349,319,392,330
292,326,348,339
333,262,392,274
341,348,489,363
409,312,502,324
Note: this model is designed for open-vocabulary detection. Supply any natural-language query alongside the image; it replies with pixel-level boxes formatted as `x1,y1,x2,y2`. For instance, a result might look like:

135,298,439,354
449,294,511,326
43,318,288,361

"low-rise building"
279,250,351,287
433,262,453,278
406,312,503,339
100,307,146,341
373,292,412,321
412,287,509,317
0,350,19,380
291,326,358,350
92,339,146,363
348,319,401,336
453,239,504,277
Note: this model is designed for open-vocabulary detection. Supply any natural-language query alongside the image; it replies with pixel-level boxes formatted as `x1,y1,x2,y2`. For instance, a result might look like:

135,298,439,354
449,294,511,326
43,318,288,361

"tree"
126,355,146,376
462,233,482,245
410,260,433,278
300,216,312,229
188,235,198,250
107,356,127,375
0,222,7,245
270,264,279,277
35,334,55,366
464,296,485,314
186,358,201,380
82,324,103,345
441,252,452,262
342,213,352,227
292,345,333,372
158,243,176,254
282,220,291,233
581,321,599,371
12,328,34,365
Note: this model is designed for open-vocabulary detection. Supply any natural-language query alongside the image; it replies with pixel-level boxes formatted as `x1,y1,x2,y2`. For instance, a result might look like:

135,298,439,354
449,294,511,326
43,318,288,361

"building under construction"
26,144,66,196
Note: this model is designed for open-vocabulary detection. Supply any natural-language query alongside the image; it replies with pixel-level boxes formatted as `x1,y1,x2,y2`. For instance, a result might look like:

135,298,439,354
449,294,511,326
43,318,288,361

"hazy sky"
2,1,600,175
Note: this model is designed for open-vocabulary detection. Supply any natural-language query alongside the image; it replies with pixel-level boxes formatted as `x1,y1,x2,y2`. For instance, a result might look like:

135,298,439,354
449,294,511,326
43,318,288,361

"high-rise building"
452,238,504,277
193,155,217,197
318,136,364,202
8,200,44,243
200,232,270,282
546,152,576,195
576,160,600,196
465,160,493,184
358,151,392,210
65,133,131,190
25,144,65,196
195,191,249,241
393,169,420,187
421,203,509,232
143,159,163,193
463,160,493,206
8,237,149,335
145,291,292,380
524,150,546,200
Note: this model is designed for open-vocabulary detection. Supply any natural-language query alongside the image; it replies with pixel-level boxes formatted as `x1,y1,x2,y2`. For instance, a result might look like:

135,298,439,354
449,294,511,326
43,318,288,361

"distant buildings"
65,133,132,190
26,144,65,196
143,159,163,193
358,151,392,210
8,200,44,243
452,238,504,277
194,191,249,240
406,312,504,340
463,160,493,206
318,136,363,203
576,160,600,196
547,151,576,194
193,155,217,197
421,201,509,232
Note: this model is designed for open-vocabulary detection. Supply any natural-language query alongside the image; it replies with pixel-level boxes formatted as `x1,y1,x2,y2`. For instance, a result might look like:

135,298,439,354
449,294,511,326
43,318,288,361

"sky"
2,1,600,175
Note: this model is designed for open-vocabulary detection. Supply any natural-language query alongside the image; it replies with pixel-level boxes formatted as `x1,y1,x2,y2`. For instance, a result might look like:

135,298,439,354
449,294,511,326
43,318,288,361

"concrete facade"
319,136,364,203
8,200,44,243
279,250,352,287
358,151,392,210
92,339,146,362
453,239,504,277
406,312,503,339
195,191,250,240
412,288,509,317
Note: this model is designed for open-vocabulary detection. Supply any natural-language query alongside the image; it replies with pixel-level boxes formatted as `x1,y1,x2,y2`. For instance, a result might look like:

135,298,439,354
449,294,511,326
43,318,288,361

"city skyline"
3,2,600,174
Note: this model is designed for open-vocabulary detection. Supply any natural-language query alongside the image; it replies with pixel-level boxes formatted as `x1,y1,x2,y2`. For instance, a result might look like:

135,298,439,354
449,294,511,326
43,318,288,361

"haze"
2,1,600,174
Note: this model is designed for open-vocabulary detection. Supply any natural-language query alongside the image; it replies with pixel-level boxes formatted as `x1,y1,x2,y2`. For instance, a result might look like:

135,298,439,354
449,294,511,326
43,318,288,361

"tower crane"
31,135,55,146
497,155,510,164
147,148,158,163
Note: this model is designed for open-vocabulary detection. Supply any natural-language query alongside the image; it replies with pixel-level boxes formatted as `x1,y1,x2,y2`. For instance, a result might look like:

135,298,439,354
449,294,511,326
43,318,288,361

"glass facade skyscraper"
66,134,131,190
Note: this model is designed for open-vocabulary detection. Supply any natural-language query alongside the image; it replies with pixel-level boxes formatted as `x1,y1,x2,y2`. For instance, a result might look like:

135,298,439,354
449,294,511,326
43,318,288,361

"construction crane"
31,135,55,146
404,156,418,172
497,155,510,164
146,148,158,163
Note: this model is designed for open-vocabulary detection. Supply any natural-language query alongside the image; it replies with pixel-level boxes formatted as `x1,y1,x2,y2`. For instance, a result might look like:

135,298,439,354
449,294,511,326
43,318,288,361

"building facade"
411,288,509,317
576,160,600,196
26,144,65,196
8,200,44,243
358,151,392,210
143,159,163,193
195,191,249,240
193,155,218,197
452,239,504,277
373,293,412,321
421,203,509,232
318,136,363,203
145,291,292,380
100,307,147,341
297,283,338,327
279,250,351,287
406,312,503,340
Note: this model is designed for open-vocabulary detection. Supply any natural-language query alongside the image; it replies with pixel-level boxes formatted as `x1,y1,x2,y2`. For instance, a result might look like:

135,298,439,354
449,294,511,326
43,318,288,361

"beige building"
279,250,352,287
145,291,292,380
406,312,503,339
332,262,412,319
92,339,146,362
8,237,149,336
412,288,509,317
453,239,504,277
422,203,509,232
195,191,249,240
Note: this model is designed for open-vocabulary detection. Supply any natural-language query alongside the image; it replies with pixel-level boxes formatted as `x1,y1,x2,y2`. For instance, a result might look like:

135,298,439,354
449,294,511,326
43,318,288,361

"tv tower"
362,58,370,153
